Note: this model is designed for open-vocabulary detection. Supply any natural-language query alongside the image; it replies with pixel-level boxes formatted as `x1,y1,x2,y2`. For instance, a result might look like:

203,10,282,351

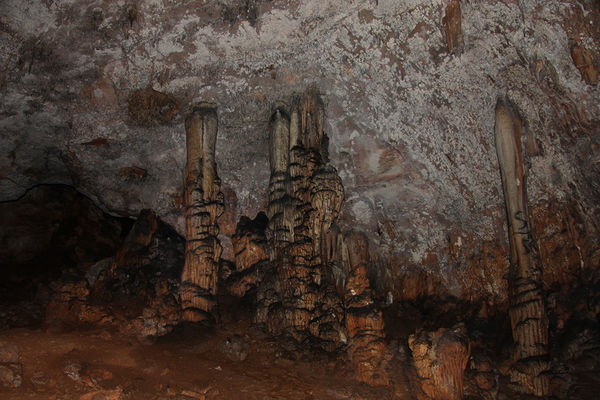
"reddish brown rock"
571,44,598,85
409,324,470,400
0,342,22,388
127,86,179,126
343,232,391,387
226,213,269,298
442,0,463,54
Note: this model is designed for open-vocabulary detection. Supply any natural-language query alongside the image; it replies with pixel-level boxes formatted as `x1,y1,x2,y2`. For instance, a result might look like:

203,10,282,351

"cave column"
180,105,224,324
495,100,549,396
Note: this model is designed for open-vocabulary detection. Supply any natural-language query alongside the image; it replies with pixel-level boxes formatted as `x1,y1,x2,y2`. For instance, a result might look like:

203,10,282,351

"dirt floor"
0,318,398,400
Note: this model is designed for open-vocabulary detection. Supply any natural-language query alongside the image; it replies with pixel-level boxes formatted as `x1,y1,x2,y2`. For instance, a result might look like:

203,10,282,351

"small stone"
31,371,49,386
64,361,83,381
0,363,23,388
0,342,20,363
180,389,206,399
222,335,249,361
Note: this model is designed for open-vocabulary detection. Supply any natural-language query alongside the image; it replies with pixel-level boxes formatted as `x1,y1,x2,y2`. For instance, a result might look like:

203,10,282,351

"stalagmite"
494,100,549,396
409,325,470,400
180,105,224,323
343,231,391,386
257,91,345,349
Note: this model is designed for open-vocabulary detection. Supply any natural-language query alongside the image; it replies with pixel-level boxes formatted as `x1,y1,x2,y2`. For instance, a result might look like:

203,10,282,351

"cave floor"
0,320,397,400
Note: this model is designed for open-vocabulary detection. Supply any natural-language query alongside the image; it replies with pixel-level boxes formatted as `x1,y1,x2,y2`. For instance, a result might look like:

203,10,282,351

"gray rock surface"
1,0,598,301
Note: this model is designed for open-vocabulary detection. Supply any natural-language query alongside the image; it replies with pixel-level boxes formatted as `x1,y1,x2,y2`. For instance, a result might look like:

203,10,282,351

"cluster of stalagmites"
219,93,390,385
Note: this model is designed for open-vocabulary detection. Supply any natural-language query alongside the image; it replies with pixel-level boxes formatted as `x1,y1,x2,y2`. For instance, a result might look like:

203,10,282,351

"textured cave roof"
1,0,599,296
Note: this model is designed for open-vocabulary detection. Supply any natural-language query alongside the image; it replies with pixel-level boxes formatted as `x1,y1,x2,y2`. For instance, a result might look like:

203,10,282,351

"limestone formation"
256,92,345,346
408,325,471,400
494,100,549,396
226,213,269,298
180,105,224,323
252,91,390,386
442,0,463,54
343,231,390,386
571,44,598,86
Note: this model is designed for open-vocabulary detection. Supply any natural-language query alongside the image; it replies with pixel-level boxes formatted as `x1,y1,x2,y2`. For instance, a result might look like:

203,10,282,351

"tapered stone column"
180,105,224,323
495,100,548,396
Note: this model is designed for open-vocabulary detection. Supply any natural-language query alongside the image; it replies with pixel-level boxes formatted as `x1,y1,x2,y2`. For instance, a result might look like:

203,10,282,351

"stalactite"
494,100,549,396
442,0,463,55
180,105,224,324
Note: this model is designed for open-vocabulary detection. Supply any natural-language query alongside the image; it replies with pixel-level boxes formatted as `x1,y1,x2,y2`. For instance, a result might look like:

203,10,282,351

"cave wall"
1,0,598,305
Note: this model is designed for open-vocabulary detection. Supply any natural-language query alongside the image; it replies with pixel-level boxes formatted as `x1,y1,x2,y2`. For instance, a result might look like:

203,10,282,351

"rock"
91,209,184,338
0,363,22,388
80,388,123,400
409,324,471,400
222,335,249,361
464,353,498,400
64,361,83,381
85,258,113,286
442,0,463,54
127,86,179,126
571,44,598,85
225,213,269,297
343,232,391,386
0,342,19,364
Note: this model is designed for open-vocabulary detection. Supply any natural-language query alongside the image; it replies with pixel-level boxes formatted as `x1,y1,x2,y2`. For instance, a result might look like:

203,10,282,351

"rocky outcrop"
180,105,224,324
409,325,471,400
0,342,22,388
46,209,184,339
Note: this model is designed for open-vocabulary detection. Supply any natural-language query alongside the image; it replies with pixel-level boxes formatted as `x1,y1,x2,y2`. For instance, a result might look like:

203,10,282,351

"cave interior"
1,1,599,399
